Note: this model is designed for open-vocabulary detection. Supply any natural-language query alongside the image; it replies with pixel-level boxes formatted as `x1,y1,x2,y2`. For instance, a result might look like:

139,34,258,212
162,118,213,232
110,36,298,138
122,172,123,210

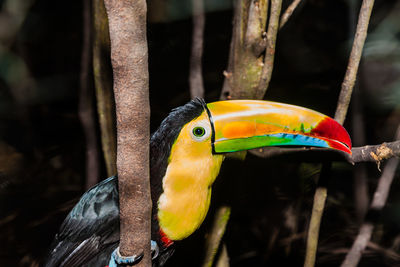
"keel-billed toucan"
43,99,351,267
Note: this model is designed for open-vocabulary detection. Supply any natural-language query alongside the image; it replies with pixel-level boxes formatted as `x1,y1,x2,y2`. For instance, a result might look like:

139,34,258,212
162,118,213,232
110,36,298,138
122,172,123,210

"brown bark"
220,0,270,100
103,0,152,265
304,186,327,267
208,2,271,264
352,141,400,164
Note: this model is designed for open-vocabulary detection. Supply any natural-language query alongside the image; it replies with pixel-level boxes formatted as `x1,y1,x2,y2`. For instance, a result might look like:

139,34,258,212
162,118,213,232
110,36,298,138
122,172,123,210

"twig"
202,206,231,267
319,241,400,261
93,0,117,177
334,0,375,125
305,1,375,266
304,162,331,267
341,126,400,267
104,0,152,265
352,141,399,164
189,0,205,99
79,0,100,189
257,0,282,99
249,140,400,164
304,186,327,267
279,0,302,29
367,241,400,261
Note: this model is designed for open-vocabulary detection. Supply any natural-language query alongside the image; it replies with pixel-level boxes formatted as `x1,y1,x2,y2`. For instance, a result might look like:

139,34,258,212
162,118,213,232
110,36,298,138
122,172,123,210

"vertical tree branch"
209,1,270,262
257,0,282,98
189,0,205,99
221,0,298,100
303,163,330,267
279,0,302,29
220,0,270,100
334,0,375,125
304,1,375,266
211,2,271,263
104,0,152,265
340,126,400,267
213,1,282,264
305,188,327,266
79,0,100,189
93,0,117,177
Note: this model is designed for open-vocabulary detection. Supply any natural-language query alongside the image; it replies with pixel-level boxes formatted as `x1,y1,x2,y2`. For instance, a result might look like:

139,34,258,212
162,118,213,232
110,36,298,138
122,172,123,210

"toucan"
43,99,351,267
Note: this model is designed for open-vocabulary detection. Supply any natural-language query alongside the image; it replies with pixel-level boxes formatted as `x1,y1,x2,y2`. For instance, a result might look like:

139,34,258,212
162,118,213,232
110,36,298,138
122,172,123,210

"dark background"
0,0,399,266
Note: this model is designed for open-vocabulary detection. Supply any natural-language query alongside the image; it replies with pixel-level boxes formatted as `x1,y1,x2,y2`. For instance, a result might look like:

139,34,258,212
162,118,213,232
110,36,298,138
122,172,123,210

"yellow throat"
157,111,224,240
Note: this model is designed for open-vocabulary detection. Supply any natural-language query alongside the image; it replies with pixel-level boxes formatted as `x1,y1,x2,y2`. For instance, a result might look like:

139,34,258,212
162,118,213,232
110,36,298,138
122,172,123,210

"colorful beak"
205,100,352,154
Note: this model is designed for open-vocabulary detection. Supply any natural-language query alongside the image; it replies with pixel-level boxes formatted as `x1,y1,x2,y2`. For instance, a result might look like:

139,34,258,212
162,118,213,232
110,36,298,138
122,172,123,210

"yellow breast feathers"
157,112,224,240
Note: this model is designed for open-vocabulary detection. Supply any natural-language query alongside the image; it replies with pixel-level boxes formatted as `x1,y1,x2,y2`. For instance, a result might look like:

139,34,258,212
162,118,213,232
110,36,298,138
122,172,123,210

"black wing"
43,176,120,267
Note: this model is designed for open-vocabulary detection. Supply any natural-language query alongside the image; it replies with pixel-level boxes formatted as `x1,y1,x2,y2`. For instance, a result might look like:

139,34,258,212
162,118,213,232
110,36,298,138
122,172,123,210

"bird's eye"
190,122,210,142
192,127,206,137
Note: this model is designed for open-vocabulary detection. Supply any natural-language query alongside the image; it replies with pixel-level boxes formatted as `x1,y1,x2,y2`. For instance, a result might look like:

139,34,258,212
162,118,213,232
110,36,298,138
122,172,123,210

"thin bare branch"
249,140,400,165
104,0,152,265
189,0,205,99
93,0,117,177
257,0,282,98
79,0,100,189
279,0,302,29
304,186,327,267
341,127,400,267
334,0,375,125
202,206,231,267
352,141,400,164
305,2,375,265
319,240,400,261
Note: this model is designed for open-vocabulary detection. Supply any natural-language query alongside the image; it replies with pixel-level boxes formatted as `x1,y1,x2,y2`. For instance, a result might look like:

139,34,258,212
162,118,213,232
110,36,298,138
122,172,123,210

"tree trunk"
104,0,152,265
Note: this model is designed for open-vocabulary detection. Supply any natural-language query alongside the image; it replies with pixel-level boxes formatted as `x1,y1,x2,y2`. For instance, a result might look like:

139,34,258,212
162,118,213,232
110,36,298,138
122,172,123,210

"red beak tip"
311,117,352,154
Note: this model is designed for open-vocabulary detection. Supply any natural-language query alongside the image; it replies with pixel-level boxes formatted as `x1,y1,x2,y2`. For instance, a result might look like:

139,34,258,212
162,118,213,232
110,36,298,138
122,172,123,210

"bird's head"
150,98,351,249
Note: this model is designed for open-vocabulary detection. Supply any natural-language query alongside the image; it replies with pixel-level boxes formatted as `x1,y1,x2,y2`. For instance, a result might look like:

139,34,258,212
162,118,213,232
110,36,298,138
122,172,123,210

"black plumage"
43,99,205,267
